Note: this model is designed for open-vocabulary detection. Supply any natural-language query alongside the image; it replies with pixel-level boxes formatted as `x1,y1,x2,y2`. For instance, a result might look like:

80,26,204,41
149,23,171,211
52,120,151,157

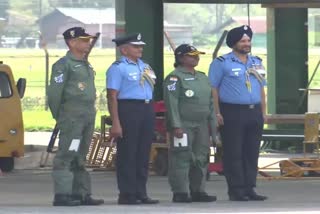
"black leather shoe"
118,194,141,205
80,195,104,205
247,193,268,201
191,192,217,202
137,196,159,204
229,194,249,201
53,194,81,206
172,193,192,203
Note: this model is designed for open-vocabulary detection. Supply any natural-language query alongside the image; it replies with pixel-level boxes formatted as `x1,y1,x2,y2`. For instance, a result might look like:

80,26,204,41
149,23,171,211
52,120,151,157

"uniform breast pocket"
127,75,139,81
228,70,243,79
126,72,139,82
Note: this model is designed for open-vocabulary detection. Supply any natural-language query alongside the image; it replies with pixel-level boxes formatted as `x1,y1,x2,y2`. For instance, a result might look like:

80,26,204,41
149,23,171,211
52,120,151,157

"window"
0,71,12,98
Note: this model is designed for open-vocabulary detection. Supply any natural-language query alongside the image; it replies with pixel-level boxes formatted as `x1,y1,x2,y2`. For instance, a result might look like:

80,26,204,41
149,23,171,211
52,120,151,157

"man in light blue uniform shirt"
107,56,154,100
209,25,267,202
106,33,158,205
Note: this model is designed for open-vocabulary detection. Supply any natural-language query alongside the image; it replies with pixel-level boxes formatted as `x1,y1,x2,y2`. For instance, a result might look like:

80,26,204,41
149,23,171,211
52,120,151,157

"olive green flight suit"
48,51,96,197
163,66,216,194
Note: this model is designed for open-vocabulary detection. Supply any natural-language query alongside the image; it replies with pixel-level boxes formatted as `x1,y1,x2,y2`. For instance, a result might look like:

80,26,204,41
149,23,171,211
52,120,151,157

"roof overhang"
164,0,320,4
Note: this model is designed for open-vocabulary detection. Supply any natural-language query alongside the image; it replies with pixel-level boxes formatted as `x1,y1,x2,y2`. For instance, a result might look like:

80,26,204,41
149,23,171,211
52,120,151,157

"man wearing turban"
208,25,267,201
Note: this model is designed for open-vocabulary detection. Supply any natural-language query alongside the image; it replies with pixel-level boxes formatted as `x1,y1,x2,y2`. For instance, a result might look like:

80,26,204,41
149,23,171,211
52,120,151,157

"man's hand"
173,128,184,138
263,114,268,124
216,113,224,126
109,123,122,139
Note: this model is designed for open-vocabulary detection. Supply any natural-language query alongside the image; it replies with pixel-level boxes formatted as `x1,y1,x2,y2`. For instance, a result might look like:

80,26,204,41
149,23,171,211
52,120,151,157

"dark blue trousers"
117,100,155,197
219,103,263,196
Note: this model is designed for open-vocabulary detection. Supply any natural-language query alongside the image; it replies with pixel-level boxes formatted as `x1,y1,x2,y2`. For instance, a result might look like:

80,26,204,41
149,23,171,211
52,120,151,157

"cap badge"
70,30,75,37
190,46,196,51
244,25,248,30
137,33,141,41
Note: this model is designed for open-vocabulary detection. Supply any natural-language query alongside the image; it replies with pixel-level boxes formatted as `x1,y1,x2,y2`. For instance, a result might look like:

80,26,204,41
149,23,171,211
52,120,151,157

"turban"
226,25,253,48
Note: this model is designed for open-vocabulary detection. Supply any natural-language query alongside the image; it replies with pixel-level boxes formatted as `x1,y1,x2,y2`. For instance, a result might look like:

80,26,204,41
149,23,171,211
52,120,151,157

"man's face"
69,38,92,54
233,34,251,54
121,44,143,60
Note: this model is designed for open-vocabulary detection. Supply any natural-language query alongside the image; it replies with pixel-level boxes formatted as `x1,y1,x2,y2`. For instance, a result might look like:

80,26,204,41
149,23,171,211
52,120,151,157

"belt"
220,102,261,109
118,99,152,104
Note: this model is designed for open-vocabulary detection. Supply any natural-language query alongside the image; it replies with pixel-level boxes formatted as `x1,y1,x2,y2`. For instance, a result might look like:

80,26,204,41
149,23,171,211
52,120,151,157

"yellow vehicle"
0,62,26,172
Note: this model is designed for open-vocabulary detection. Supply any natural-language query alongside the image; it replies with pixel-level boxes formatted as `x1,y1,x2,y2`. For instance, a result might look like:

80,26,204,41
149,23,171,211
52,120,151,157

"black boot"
172,193,192,203
73,194,104,205
191,192,217,202
53,194,81,206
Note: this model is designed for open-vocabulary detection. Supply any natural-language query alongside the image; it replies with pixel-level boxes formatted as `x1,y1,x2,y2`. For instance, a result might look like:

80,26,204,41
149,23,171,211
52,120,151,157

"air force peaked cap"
174,44,205,56
112,33,146,47
226,25,253,48
63,27,95,40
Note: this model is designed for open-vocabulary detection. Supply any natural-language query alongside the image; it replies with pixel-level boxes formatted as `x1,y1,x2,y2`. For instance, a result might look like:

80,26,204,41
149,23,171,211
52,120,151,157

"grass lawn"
2,47,319,131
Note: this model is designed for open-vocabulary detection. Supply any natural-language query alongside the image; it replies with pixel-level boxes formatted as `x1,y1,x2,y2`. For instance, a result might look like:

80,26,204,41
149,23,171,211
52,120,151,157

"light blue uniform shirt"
106,56,154,100
208,52,266,104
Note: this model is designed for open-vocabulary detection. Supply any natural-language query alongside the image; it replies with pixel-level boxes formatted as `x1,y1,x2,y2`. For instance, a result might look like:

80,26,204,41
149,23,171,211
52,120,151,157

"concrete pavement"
3,132,319,213
1,169,320,213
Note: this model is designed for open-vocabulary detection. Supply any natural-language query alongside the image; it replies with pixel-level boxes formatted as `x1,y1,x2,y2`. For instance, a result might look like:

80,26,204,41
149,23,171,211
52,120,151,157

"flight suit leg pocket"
171,133,190,152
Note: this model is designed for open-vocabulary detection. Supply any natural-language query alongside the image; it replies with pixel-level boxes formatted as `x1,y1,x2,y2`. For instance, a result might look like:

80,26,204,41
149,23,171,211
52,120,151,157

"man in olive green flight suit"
48,27,104,206
163,44,217,203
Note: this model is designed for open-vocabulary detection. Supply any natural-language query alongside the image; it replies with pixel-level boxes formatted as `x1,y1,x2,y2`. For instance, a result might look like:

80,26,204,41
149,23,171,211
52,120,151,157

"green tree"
164,3,266,46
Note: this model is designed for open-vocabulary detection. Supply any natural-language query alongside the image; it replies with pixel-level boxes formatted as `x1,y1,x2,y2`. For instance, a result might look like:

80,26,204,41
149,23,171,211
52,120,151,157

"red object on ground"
208,162,223,173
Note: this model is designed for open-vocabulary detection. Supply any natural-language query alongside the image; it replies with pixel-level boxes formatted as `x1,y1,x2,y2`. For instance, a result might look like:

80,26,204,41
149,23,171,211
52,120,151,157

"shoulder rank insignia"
56,57,66,64
53,57,67,73
217,56,225,62
112,60,121,65
254,56,262,61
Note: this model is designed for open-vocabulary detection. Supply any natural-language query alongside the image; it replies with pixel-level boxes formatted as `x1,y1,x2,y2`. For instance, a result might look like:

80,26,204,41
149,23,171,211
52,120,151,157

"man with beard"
208,25,267,201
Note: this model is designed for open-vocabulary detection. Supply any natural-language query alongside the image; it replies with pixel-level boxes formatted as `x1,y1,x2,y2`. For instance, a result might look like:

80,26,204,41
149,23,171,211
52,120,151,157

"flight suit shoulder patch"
167,75,179,82
166,75,178,91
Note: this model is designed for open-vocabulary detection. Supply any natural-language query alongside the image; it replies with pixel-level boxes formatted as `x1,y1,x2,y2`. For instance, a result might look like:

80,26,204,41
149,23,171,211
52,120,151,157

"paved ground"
2,132,318,213
1,169,320,214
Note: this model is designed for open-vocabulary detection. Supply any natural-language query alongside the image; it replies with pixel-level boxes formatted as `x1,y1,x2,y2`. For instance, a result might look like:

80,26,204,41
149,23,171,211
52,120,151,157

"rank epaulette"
254,56,262,61
112,60,121,65
216,56,225,62
55,56,66,65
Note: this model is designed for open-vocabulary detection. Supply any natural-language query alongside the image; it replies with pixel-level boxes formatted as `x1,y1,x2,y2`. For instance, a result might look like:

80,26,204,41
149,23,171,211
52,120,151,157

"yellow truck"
0,62,26,172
